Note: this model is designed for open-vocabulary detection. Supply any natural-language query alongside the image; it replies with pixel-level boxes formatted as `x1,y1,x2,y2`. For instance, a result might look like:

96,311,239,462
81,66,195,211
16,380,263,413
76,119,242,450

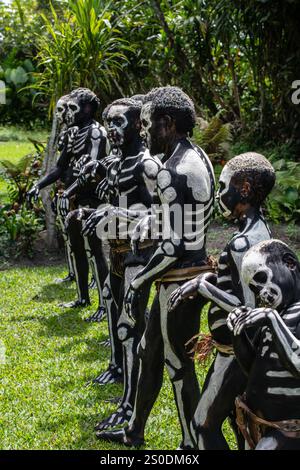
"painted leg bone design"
85,307,107,323
55,208,75,284
95,404,133,433
93,366,123,386
96,265,147,431
92,277,123,385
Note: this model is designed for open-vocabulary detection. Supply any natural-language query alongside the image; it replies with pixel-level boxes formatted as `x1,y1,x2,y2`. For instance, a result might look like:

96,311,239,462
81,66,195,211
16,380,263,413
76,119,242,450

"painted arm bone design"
130,168,186,292
168,272,217,312
197,277,241,312
228,306,300,378
168,265,241,314
130,214,156,255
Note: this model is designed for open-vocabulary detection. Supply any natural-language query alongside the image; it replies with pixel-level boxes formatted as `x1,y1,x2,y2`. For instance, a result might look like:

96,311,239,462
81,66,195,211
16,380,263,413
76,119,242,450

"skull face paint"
140,102,153,149
241,241,300,310
140,102,167,156
105,105,129,147
55,95,69,125
66,99,80,126
216,165,242,219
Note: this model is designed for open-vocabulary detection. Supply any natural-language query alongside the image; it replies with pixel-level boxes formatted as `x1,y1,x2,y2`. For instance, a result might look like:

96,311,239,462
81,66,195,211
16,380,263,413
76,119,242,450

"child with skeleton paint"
168,152,276,449
227,239,300,450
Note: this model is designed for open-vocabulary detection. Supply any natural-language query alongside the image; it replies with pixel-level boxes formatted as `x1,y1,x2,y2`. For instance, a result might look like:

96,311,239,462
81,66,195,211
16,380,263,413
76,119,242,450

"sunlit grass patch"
0,265,235,450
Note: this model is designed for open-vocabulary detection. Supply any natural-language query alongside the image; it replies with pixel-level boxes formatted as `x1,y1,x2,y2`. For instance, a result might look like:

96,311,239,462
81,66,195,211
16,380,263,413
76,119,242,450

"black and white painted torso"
131,138,215,290
246,301,300,420
208,211,271,345
158,138,215,267
58,120,107,193
96,146,161,243
107,149,157,208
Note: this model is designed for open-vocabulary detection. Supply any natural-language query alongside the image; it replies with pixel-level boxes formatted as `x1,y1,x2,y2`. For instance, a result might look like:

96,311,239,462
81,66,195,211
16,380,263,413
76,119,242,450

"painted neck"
121,135,144,158
78,118,93,129
164,134,187,160
236,205,260,226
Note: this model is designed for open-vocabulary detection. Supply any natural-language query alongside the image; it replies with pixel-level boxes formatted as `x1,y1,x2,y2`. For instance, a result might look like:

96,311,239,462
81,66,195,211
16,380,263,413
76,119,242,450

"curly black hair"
56,94,70,105
254,239,300,272
69,87,100,117
227,152,276,206
102,98,142,122
144,86,196,136
130,94,146,104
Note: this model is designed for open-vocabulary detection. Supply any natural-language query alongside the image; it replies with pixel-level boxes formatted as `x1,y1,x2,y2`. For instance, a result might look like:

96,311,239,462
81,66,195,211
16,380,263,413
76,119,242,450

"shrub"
193,113,232,166
0,140,44,205
266,159,300,224
0,204,44,259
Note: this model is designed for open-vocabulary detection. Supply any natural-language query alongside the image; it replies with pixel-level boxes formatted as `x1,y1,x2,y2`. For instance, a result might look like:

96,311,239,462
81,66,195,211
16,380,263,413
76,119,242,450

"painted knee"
164,358,186,383
117,322,134,343
102,282,111,301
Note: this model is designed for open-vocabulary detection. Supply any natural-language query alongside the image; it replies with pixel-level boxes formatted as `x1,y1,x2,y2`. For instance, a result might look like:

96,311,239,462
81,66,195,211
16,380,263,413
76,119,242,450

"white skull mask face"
140,102,153,148
242,244,283,309
105,105,129,147
55,97,68,125
66,99,80,126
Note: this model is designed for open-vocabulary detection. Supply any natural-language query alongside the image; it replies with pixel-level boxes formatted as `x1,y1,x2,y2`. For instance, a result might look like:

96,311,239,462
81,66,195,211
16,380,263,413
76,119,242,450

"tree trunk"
228,46,243,125
40,111,59,251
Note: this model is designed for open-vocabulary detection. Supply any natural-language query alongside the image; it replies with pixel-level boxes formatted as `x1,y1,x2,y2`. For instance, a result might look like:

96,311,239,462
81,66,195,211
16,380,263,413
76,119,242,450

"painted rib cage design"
208,213,271,341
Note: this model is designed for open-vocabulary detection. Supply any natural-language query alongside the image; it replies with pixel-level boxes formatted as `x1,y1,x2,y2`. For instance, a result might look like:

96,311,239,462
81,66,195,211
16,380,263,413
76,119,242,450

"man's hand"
168,277,200,312
78,160,100,186
124,285,140,325
81,206,112,237
227,306,276,336
26,185,40,206
58,193,70,218
73,154,91,178
131,215,151,255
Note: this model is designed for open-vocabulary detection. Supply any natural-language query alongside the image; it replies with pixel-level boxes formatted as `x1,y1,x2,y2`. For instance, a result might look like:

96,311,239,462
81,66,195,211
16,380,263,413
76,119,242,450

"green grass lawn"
0,264,235,450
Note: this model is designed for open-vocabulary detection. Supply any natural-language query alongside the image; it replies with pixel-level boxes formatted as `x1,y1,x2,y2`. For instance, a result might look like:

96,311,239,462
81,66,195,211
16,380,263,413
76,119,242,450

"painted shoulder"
230,215,271,253
192,143,216,185
91,121,107,139
139,149,162,180
176,146,214,202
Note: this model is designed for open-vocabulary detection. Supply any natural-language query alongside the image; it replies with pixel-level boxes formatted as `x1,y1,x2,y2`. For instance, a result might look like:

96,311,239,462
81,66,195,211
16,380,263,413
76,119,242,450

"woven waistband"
212,340,234,355
236,395,300,434
156,257,217,284
110,239,153,254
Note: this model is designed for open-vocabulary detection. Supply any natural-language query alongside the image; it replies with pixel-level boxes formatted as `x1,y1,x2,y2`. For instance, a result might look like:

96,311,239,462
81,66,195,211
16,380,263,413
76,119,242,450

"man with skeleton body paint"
168,152,276,449
28,88,108,307
28,93,76,283
80,98,162,400
59,151,115,319
228,239,300,450
97,86,215,449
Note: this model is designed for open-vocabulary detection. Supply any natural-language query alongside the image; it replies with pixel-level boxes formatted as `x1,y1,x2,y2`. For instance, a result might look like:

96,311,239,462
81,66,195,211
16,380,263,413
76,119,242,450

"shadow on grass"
57,334,110,358
37,308,91,337
35,403,125,450
32,282,77,303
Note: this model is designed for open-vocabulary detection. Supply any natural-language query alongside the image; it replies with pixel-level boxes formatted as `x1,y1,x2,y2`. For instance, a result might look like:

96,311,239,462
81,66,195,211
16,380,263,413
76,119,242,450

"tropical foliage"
0,0,299,226
0,140,45,258
0,0,299,139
